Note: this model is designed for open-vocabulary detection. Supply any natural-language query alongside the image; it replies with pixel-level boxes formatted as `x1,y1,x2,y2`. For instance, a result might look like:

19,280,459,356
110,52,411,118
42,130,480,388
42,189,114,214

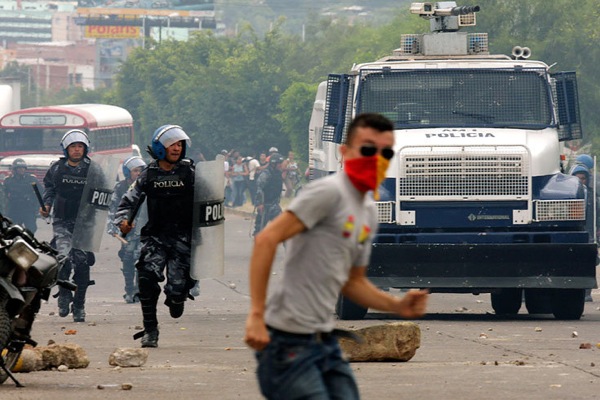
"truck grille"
535,200,586,221
398,146,530,200
376,201,394,223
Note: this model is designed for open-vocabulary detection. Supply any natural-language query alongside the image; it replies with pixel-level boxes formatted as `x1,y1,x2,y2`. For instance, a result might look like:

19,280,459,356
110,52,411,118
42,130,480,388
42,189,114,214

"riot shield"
133,202,148,237
191,156,225,280
72,154,121,252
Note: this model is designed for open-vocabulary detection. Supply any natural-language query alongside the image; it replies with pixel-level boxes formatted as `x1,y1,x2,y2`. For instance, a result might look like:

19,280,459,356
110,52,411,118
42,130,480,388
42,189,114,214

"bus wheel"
524,289,552,314
335,295,368,320
491,289,522,315
551,289,585,320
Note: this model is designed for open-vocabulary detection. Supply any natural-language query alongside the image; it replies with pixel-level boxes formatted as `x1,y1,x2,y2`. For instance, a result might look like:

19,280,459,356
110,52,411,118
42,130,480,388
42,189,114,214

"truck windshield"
357,68,553,129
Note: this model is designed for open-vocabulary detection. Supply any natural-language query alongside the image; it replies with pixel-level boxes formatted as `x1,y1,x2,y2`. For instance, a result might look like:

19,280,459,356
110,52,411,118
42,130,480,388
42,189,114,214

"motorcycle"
0,213,72,386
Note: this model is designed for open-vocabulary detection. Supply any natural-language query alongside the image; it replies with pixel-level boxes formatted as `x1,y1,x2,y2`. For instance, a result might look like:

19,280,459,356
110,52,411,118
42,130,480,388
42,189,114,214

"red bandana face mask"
344,155,390,198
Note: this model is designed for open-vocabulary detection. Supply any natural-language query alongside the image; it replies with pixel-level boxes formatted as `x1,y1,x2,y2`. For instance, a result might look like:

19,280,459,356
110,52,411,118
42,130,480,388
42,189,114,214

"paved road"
2,212,600,399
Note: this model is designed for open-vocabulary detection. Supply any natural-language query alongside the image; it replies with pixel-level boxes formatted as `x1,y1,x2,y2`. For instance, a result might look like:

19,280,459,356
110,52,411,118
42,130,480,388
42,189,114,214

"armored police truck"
309,2,597,320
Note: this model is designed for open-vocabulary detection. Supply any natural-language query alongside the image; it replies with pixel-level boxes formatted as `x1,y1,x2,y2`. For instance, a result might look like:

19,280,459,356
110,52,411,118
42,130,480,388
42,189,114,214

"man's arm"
40,163,58,217
107,182,123,235
28,175,41,213
115,180,144,234
244,210,306,351
341,267,428,319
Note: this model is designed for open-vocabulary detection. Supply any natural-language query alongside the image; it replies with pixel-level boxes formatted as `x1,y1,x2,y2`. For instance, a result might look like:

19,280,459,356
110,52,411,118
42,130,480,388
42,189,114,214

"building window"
68,73,83,87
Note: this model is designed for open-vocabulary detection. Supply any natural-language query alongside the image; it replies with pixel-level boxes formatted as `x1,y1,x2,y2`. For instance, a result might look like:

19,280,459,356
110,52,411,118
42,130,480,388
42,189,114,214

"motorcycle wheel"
0,290,20,384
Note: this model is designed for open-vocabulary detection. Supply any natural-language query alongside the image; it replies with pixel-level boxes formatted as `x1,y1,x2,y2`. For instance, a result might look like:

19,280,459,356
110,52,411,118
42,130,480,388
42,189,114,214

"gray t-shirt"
264,172,377,334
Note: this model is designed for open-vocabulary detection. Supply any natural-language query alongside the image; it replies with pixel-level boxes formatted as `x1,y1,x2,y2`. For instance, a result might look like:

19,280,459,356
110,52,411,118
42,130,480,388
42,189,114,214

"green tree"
276,81,317,162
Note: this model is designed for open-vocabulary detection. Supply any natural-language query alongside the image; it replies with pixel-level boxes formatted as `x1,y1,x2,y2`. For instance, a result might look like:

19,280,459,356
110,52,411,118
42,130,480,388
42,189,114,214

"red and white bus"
0,103,139,181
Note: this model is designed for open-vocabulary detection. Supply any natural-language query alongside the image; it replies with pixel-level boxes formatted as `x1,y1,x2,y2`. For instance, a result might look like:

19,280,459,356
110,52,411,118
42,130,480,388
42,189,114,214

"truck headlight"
6,239,39,270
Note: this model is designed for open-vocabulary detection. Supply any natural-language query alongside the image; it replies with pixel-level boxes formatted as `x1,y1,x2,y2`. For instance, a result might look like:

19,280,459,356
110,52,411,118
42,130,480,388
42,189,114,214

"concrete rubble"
15,343,89,372
338,322,421,362
108,348,149,367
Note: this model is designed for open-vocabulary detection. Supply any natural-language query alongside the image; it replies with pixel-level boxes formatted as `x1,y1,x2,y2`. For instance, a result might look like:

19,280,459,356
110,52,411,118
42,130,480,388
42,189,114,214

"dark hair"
345,113,394,145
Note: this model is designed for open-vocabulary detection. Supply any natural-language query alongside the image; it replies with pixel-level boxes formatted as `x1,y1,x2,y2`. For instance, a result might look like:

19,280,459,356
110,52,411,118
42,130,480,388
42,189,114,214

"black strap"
133,330,145,340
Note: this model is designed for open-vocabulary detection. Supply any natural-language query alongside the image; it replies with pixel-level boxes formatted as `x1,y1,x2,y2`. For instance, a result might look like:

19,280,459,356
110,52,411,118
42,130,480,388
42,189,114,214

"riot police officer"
108,156,147,303
40,130,95,322
116,125,197,348
3,158,39,233
253,153,284,236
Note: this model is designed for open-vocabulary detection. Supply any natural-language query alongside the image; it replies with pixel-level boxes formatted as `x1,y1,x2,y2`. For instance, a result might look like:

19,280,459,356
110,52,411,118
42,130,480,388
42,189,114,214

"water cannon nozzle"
451,5,480,15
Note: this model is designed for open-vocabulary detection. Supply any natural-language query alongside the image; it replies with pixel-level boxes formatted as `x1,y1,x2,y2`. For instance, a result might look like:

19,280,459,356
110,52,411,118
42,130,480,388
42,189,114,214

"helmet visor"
156,126,191,149
124,157,146,171
62,130,90,149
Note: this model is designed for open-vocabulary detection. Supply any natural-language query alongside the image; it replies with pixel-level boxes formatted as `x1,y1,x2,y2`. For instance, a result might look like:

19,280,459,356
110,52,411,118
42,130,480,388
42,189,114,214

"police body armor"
53,158,89,220
262,168,283,205
144,160,194,236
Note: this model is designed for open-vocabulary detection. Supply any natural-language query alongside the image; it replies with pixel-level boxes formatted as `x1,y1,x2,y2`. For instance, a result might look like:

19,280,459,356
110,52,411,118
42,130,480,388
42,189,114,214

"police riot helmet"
269,152,285,166
60,129,90,157
11,158,27,170
122,156,147,179
575,154,594,170
151,125,191,161
571,164,590,179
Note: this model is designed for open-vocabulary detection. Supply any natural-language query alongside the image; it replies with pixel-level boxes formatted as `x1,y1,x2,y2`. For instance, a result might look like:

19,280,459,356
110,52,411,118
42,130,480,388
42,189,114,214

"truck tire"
524,289,553,314
335,295,368,320
491,289,522,315
551,289,585,320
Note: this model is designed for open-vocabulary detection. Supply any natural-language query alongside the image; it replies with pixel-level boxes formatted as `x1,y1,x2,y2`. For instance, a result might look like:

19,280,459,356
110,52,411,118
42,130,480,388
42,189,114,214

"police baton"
31,183,50,224
121,193,146,239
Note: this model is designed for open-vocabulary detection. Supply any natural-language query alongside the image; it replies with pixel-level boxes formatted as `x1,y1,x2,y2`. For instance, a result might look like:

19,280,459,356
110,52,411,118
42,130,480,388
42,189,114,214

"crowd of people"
219,147,302,208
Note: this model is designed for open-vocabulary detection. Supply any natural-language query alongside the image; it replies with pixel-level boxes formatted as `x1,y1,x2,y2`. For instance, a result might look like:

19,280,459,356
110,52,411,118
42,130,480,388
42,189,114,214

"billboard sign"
85,26,141,38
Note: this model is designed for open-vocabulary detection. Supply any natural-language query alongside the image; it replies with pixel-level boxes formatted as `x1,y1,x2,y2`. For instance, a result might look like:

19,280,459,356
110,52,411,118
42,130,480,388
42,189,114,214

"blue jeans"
232,179,246,206
255,329,360,400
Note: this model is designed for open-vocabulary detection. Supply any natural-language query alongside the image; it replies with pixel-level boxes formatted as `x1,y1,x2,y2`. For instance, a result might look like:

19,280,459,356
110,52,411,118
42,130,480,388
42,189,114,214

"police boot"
57,288,73,318
71,305,86,323
141,329,159,348
123,282,138,304
140,296,159,348
124,292,138,304
72,286,87,323
189,281,200,298
165,298,185,319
